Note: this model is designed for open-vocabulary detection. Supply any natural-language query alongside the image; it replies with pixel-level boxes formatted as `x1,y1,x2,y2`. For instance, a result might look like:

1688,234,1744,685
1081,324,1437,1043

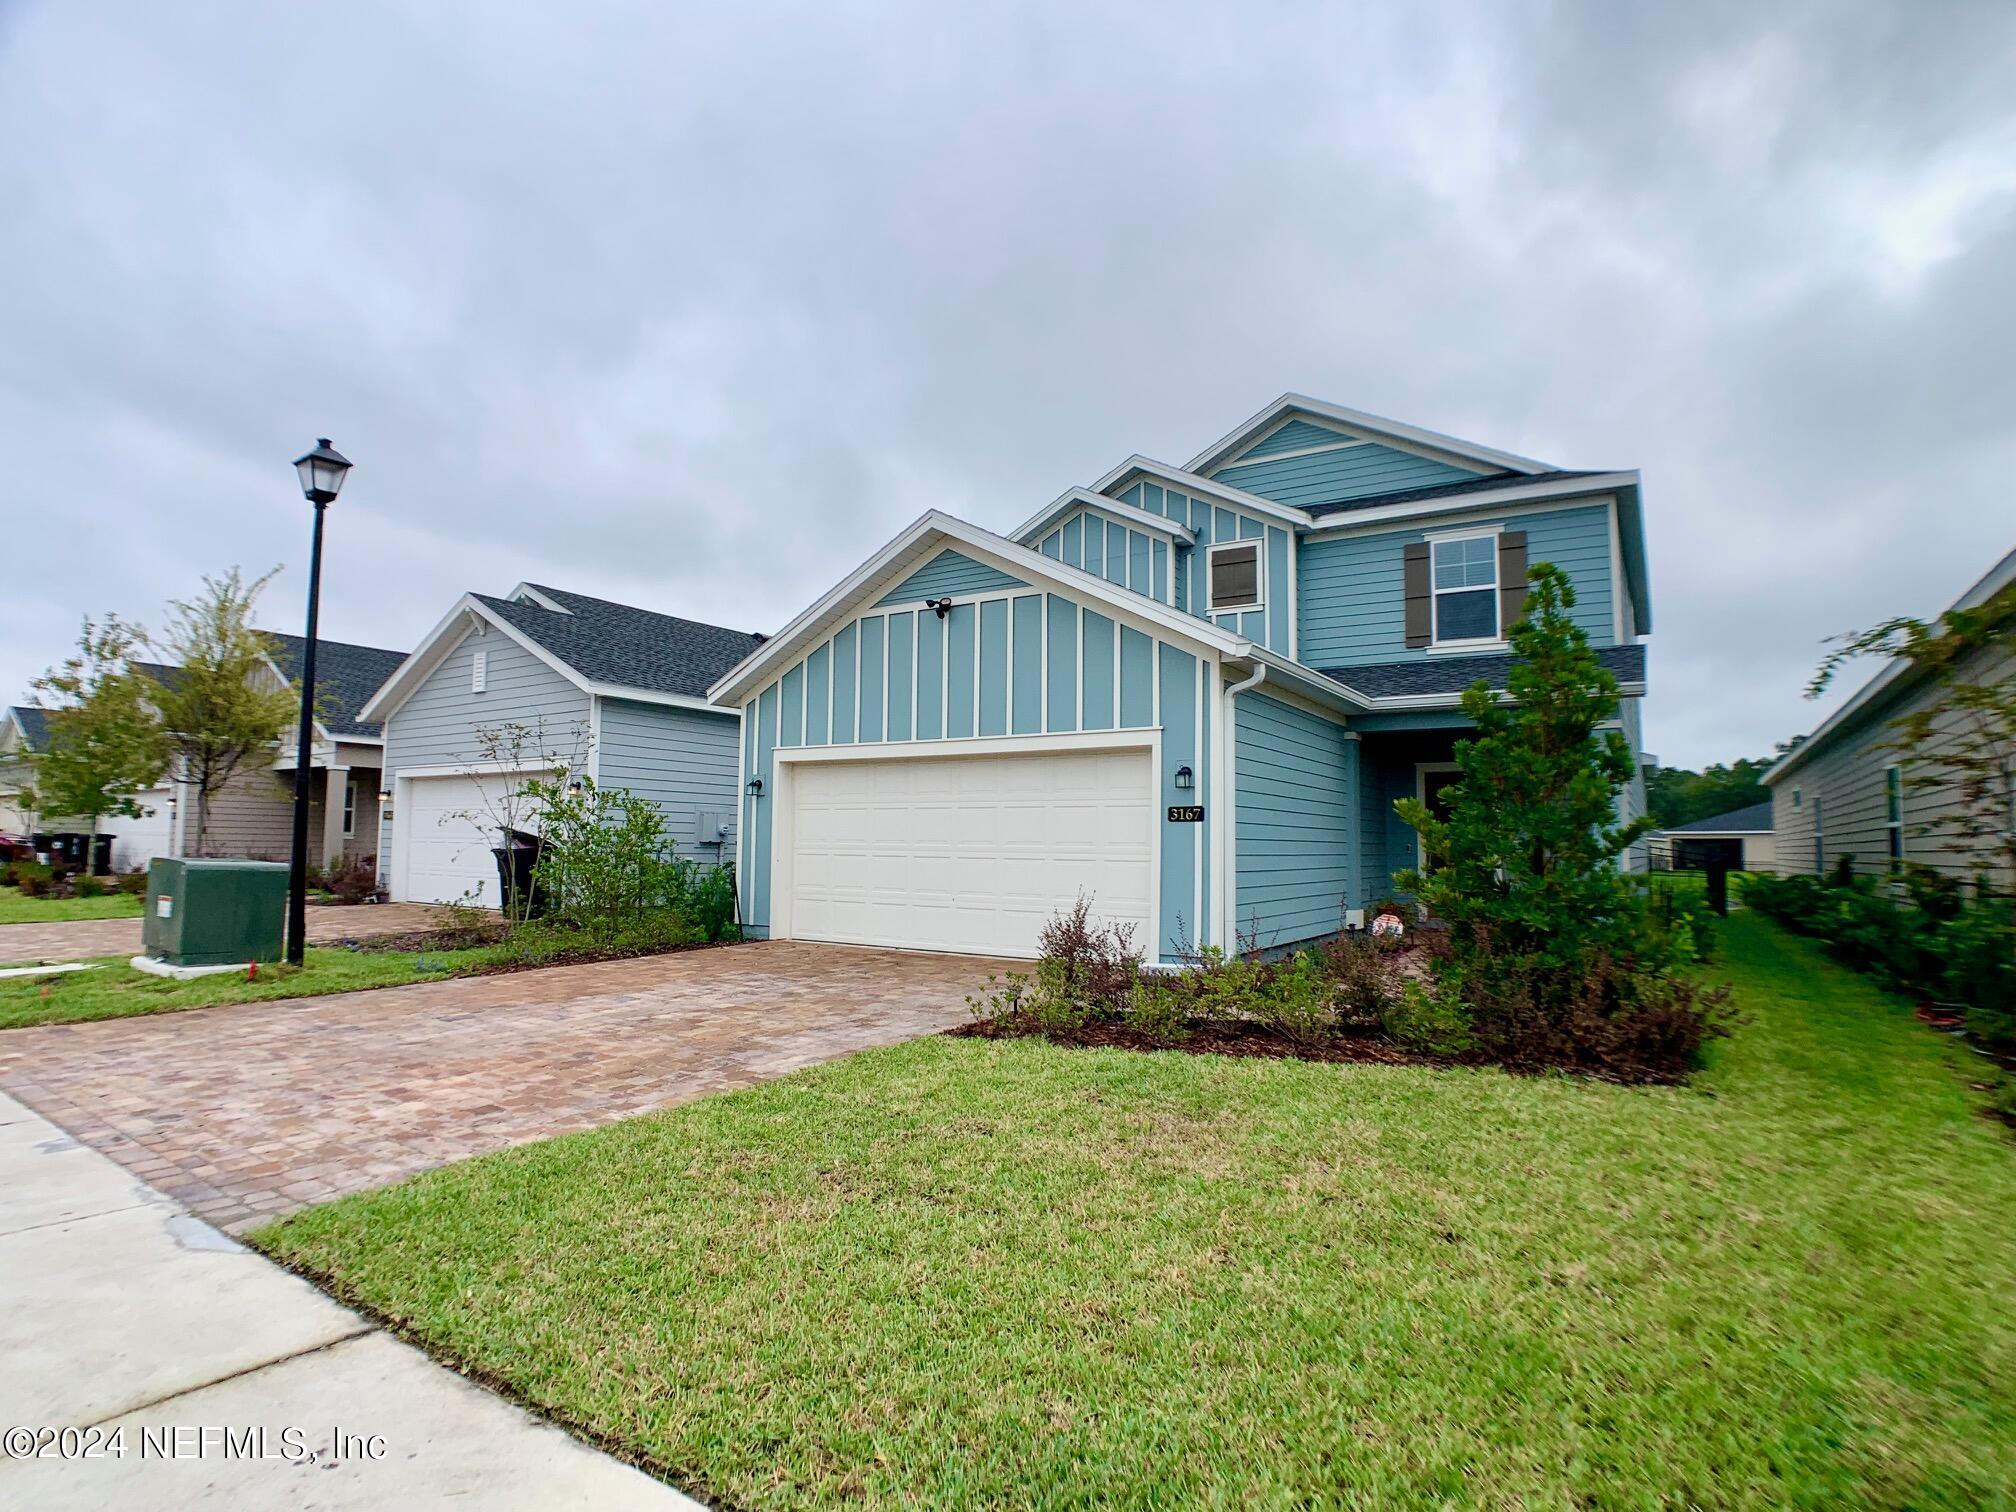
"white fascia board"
505,583,575,614
1185,392,1554,477
584,683,734,715
708,510,1251,708
1764,542,2016,785
1010,487,1197,546
1300,474,1639,539
1228,646,1367,720
357,597,493,724
1090,455,1315,530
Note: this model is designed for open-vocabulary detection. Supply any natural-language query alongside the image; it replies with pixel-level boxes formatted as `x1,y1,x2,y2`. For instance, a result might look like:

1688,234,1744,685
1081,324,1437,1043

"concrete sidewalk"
0,1091,703,1510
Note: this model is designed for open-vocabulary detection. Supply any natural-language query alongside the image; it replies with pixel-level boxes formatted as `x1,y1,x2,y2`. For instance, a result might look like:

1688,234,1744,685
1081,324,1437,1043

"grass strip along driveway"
257,913,2016,1509
0,946,498,1030
0,885,145,923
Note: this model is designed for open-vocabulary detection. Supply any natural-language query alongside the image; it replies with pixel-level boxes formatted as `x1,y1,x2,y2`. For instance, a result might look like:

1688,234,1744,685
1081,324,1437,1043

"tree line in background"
1644,756,1775,830
21,567,298,862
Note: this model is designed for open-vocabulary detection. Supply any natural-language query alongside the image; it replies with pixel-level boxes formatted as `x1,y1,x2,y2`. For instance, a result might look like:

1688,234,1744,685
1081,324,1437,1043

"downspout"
1219,661,1267,953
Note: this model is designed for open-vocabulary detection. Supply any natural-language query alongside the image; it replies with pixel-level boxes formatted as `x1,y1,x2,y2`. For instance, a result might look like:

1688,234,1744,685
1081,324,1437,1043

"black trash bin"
30,832,114,874
491,828,548,917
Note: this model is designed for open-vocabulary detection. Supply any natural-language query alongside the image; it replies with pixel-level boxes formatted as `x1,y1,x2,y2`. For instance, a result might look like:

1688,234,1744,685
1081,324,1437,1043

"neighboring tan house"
361,583,765,907
1653,801,1775,872
709,393,1656,963
1764,543,2015,886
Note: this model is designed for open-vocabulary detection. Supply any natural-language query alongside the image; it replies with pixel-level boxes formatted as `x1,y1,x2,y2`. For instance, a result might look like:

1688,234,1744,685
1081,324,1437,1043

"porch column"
319,766,350,867
1342,732,1364,915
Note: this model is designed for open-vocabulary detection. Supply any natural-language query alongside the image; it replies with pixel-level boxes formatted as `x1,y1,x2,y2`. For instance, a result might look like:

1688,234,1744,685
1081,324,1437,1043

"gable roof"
1661,801,1773,836
1186,393,1555,479
361,584,766,724
1765,542,2016,785
5,705,50,753
263,633,408,739
1301,469,1616,520
1318,643,1647,702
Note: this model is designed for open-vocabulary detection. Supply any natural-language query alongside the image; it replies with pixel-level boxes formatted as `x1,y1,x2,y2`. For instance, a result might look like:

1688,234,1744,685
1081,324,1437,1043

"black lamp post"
286,438,352,965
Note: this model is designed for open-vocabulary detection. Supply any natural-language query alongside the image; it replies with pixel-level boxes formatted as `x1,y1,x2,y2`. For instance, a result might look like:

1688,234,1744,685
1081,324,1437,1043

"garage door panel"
397,774,513,906
786,748,1152,957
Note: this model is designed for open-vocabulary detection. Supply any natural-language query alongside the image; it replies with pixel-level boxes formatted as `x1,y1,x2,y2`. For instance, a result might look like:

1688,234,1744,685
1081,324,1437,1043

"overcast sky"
3,1,2012,769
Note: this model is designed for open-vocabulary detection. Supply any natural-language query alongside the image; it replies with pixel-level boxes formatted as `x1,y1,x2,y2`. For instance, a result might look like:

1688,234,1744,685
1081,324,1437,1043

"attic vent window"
471,649,488,694
1207,541,1262,612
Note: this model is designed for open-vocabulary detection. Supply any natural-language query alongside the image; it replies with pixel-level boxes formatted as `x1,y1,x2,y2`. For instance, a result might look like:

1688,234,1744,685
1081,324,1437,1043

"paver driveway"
0,901,452,965
0,941,1007,1233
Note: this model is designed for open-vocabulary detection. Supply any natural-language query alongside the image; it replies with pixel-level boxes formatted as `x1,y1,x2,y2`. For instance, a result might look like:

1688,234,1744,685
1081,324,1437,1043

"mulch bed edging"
948,1016,1451,1069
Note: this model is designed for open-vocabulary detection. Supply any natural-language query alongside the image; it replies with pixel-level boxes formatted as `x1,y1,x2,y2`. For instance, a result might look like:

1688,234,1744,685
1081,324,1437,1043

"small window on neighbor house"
1208,541,1262,612
471,649,488,693
1885,765,1904,869
1431,534,1499,644
1792,787,1802,808
342,778,357,837
1812,796,1825,876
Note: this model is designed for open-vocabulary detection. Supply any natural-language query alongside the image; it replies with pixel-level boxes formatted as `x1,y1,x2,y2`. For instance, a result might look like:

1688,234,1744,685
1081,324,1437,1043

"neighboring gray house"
361,583,764,906
1652,801,1775,873
1765,543,2015,886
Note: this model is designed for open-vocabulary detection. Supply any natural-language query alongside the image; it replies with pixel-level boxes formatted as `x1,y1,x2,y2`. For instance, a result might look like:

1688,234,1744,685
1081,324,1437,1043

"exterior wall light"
1174,765,1194,790
746,777,764,798
926,597,954,620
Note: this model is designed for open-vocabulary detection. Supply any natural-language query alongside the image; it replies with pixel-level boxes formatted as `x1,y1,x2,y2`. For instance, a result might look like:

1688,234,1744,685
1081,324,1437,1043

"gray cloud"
3,0,2013,767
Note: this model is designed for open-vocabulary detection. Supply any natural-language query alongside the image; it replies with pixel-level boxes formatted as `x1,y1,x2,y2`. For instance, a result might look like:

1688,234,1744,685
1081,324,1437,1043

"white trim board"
1011,488,1197,548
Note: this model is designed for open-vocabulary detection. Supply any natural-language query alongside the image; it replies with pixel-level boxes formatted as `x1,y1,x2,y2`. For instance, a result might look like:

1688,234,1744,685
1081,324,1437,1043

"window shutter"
1403,543,1431,648
1497,531,1528,633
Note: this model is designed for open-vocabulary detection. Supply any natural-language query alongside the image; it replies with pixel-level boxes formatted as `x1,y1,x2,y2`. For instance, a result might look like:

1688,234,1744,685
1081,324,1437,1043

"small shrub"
15,863,53,898
1379,978,1477,1057
320,853,386,905
1122,977,1190,1045
1321,933,1403,1028
115,872,148,895
1254,949,1340,1046
483,912,702,969
72,873,108,898
1037,894,1143,1014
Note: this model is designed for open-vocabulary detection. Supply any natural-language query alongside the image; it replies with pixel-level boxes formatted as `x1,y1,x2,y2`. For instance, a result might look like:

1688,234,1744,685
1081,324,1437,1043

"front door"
1416,765,1463,874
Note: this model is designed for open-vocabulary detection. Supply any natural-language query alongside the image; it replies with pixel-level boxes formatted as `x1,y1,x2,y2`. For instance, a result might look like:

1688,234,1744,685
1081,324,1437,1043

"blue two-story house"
709,394,1652,964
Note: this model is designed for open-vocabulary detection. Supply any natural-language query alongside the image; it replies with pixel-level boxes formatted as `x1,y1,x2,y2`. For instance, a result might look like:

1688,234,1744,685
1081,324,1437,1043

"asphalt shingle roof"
1663,801,1774,835
1302,469,1616,519
1319,642,1647,700
473,585,766,699
7,705,50,752
264,633,408,739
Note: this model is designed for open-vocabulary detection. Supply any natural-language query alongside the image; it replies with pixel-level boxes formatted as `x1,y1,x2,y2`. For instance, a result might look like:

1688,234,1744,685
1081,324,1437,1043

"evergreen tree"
1396,562,1652,975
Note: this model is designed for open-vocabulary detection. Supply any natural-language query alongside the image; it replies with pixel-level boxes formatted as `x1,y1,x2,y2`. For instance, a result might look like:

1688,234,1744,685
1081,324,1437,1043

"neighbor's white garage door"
100,786,174,872
396,774,517,906
785,747,1154,957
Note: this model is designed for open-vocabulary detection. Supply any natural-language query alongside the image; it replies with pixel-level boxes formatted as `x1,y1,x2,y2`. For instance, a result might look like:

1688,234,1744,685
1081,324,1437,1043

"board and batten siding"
1111,481,1294,654
595,696,742,861
1298,502,1618,668
1771,639,2014,887
1034,506,1172,606
1232,692,1354,947
738,553,1213,962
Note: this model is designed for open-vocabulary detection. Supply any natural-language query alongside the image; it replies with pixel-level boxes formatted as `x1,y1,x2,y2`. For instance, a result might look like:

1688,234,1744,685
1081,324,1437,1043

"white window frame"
1426,528,1504,651
341,776,357,837
1884,764,1904,870
1205,539,1264,614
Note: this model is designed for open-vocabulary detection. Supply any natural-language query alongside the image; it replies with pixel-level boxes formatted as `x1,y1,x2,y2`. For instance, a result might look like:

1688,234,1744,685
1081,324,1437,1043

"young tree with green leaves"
1810,576,2016,897
1396,561,1653,975
24,616,169,868
147,568,299,856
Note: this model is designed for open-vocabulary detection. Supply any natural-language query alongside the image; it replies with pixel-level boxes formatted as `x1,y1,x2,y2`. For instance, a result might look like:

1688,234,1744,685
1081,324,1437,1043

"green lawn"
256,913,2016,1509
0,885,145,923
0,946,496,1030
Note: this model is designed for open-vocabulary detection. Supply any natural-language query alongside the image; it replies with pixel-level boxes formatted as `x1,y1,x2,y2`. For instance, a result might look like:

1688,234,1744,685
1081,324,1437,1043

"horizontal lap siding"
877,548,1027,604
188,761,294,859
1115,482,1293,655
1771,640,2014,886
595,697,742,859
385,629,589,772
1300,503,1616,667
1234,693,1352,947
1215,441,1484,509
737,573,1214,961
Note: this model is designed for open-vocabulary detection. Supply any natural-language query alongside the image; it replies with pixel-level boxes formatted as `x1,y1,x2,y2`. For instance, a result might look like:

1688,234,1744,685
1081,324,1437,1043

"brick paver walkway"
0,901,455,965
0,941,1005,1233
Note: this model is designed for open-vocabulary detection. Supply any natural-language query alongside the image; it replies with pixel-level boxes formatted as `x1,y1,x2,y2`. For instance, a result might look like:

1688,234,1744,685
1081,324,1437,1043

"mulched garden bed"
948,1016,1448,1068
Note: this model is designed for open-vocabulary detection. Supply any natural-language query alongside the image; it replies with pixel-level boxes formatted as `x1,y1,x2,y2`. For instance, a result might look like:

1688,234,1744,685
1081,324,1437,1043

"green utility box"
142,858,290,966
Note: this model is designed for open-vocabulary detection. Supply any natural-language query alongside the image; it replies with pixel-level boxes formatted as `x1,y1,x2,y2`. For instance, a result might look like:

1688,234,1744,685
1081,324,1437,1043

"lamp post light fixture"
286,438,352,966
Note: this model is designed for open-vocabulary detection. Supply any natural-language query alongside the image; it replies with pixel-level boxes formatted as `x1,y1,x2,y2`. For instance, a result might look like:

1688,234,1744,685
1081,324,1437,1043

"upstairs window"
1207,541,1262,612
1431,534,1499,645
1885,765,1904,869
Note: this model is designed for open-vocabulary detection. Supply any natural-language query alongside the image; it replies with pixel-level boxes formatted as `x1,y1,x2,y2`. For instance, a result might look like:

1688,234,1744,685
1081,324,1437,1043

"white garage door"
396,774,520,906
100,787,174,872
785,747,1154,957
